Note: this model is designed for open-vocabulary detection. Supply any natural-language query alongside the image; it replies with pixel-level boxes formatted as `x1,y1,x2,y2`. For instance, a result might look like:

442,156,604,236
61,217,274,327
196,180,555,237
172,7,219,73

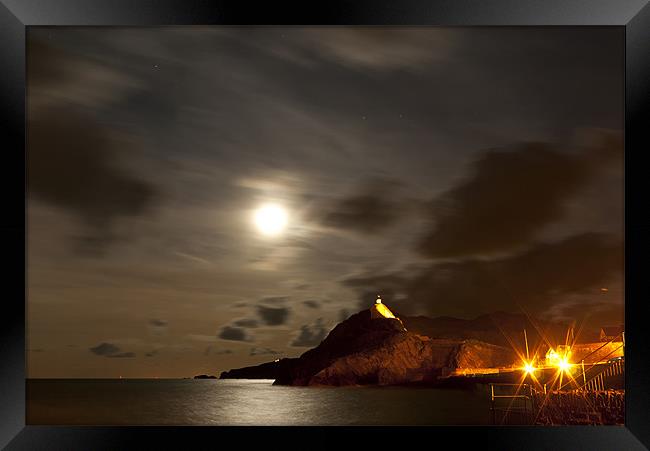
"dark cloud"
148,319,168,337
108,352,136,358
233,318,259,328
27,109,158,255
257,305,290,326
89,342,135,358
259,296,289,305
249,347,281,356
290,318,327,347
302,300,320,309
218,326,250,342
89,342,120,356
319,179,405,234
144,350,159,357
345,232,623,319
418,135,622,258
543,300,623,338
29,348,45,353
342,274,408,291
341,274,409,310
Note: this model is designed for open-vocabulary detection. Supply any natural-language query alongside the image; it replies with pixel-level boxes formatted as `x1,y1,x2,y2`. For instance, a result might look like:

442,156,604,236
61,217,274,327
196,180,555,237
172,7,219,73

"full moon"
254,204,288,236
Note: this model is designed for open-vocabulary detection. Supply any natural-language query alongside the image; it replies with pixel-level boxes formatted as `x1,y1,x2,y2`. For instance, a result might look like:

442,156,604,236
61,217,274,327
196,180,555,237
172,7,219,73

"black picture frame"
1,0,649,449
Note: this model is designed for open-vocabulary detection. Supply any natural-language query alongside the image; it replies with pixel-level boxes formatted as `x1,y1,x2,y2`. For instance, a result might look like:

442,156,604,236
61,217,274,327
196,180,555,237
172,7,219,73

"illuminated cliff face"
370,298,406,331
371,302,396,319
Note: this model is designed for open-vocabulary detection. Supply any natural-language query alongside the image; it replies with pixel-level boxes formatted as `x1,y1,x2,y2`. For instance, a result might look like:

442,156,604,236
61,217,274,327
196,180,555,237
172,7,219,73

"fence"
489,383,535,425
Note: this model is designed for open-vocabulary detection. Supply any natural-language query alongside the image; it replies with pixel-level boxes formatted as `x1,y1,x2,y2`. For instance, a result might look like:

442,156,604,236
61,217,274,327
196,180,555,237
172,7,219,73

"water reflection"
27,379,492,425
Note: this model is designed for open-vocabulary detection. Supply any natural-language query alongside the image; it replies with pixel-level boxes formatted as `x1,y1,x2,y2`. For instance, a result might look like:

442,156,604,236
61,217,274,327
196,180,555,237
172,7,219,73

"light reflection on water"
27,379,492,425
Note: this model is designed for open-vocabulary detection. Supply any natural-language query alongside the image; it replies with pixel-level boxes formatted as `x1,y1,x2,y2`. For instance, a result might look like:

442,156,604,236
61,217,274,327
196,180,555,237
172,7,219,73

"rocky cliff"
221,309,539,386
221,308,516,386
220,358,297,380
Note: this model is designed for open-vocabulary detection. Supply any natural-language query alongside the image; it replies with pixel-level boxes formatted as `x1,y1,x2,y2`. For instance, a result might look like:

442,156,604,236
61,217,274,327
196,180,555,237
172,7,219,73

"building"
370,296,407,331
545,345,572,367
370,296,396,319
599,325,624,342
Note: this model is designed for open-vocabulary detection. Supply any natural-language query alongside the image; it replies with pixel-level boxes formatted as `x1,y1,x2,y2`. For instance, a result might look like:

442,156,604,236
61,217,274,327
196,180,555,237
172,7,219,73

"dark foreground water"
27,379,493,425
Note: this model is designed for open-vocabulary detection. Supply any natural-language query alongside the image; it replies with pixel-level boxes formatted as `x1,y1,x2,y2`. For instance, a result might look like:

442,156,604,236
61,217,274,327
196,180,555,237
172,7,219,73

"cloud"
344,232,623,319
259,296,289,305
341,274,409,310
89,342,135,358
233,318,259,328
186,334,216,342
204,347,233,356
148,319,168,337
28,109,159,255
290,318,327,347
247,29,456,71
89,342,121,356
319,179,405,234
28,39,141,112
544,299,623,325
417,134,621,258
302,300,320,309
144,350,159,357
249,347,281,356
108,352,136,358
257,305,290,326
218,326,251,342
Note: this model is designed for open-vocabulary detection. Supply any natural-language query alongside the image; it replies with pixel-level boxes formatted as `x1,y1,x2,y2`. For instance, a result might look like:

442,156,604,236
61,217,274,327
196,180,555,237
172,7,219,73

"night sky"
27,27,623,378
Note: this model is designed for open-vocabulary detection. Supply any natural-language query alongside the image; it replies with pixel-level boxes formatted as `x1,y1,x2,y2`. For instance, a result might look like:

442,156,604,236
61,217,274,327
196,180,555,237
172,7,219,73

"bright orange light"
524,362,536,374
557,358,572,372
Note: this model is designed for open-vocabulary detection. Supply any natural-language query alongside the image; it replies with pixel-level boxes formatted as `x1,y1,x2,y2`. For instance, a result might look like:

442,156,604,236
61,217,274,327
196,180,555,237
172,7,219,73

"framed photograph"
2,0,649,449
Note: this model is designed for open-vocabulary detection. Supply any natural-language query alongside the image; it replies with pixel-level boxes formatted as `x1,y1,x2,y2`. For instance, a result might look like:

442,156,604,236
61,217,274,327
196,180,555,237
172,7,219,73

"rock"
274,309,407,385
452,340,517,369
219,308,545,386
219,358,297,379
193,374,217,379
274,309,515,386
300,336,515,386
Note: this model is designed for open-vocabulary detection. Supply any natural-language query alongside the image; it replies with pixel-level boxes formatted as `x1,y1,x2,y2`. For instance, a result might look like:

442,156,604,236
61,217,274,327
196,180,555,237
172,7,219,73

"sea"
27,379,493,426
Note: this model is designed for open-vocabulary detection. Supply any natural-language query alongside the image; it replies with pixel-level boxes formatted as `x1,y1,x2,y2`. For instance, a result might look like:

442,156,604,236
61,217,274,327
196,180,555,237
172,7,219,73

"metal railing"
582,357,624,391
489,383,535,425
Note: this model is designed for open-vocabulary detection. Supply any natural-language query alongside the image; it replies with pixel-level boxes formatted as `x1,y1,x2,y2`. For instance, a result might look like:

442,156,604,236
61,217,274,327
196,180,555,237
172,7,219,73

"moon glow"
254,204,288,236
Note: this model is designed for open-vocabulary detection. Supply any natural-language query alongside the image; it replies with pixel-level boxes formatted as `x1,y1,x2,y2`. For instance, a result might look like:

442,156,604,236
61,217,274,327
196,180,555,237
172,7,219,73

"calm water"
27,379,493,425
